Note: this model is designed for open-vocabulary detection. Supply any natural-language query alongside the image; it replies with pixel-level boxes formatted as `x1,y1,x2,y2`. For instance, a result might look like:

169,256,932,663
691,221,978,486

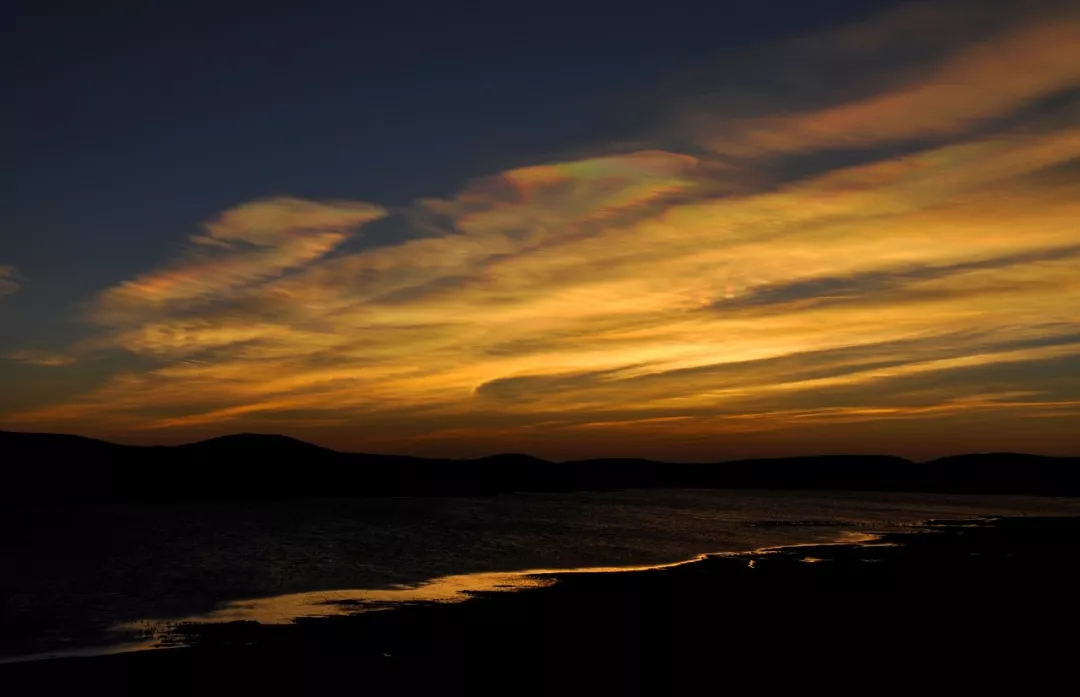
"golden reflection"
117,534,885,647
124,572,555,629
115,558,713,651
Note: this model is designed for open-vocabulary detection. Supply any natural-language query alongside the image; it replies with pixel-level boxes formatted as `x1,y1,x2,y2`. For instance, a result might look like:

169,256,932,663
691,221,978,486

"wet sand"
3,516,1078,695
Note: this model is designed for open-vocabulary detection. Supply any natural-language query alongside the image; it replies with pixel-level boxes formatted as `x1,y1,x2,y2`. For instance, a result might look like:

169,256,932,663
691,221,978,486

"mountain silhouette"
176,433,337,454
1,429,1077,501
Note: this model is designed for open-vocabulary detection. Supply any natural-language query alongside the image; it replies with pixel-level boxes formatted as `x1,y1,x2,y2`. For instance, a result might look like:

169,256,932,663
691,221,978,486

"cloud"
0,265,20,297
93,197,387,324
684,1,1080,159
6,350,76,367
6,2,1080,458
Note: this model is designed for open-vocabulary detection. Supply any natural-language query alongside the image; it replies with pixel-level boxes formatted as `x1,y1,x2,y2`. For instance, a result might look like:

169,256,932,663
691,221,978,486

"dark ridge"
1,430,1077,502
176,433,336,453
0,429,126,451
474,452,550,465
927,452,1062,465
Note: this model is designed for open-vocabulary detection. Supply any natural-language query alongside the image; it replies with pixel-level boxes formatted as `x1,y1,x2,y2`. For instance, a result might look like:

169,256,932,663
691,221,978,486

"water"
2,488,1077,661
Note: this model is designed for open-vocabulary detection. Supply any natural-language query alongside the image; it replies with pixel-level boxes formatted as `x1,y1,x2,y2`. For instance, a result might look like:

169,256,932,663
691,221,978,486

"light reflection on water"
117,558,708,646
117,529,881,651
121,571,555,635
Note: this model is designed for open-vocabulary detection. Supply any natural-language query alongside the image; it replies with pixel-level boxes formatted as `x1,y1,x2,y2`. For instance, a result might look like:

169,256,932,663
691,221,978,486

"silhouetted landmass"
1,429,1077,501
3,517,1078,695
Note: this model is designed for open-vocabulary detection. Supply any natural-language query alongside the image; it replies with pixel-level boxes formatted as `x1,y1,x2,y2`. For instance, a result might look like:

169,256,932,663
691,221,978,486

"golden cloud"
93,197,387,324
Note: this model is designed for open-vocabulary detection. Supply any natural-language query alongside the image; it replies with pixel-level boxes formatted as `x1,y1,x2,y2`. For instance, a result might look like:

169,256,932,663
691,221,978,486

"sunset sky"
3,0,1079,460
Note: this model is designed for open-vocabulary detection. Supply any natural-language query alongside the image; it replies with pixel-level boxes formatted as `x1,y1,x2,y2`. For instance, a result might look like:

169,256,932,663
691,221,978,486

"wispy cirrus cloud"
6,1,1080,458
692,21,1080,157
6,350,76,367
0,265,20,297
681,0,1080,159
93,197,388,324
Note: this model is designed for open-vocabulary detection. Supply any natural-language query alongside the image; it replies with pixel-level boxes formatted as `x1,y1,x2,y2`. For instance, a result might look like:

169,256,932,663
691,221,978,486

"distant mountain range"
2,430,1078,501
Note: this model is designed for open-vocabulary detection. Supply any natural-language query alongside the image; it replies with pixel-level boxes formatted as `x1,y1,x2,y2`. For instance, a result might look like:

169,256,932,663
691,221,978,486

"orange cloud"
692,5,1080,157
94,197,387,324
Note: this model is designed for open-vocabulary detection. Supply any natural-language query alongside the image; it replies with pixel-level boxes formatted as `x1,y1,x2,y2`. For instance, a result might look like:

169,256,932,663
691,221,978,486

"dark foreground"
5,516,1079,695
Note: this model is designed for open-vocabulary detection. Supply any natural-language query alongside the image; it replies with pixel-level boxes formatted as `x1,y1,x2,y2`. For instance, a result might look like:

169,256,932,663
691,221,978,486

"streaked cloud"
6,350,77,367
685,0,1080,159
93,197,388,324
5,1,1080,458
694,21,1080,157
0,265,20,297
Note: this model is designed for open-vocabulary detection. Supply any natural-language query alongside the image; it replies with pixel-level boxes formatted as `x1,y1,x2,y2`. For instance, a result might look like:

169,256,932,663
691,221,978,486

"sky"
3,0,1079,460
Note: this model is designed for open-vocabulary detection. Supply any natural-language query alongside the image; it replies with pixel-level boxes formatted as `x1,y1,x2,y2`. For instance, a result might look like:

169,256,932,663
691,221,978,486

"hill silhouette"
1,429,1077,501
175,433,337,454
